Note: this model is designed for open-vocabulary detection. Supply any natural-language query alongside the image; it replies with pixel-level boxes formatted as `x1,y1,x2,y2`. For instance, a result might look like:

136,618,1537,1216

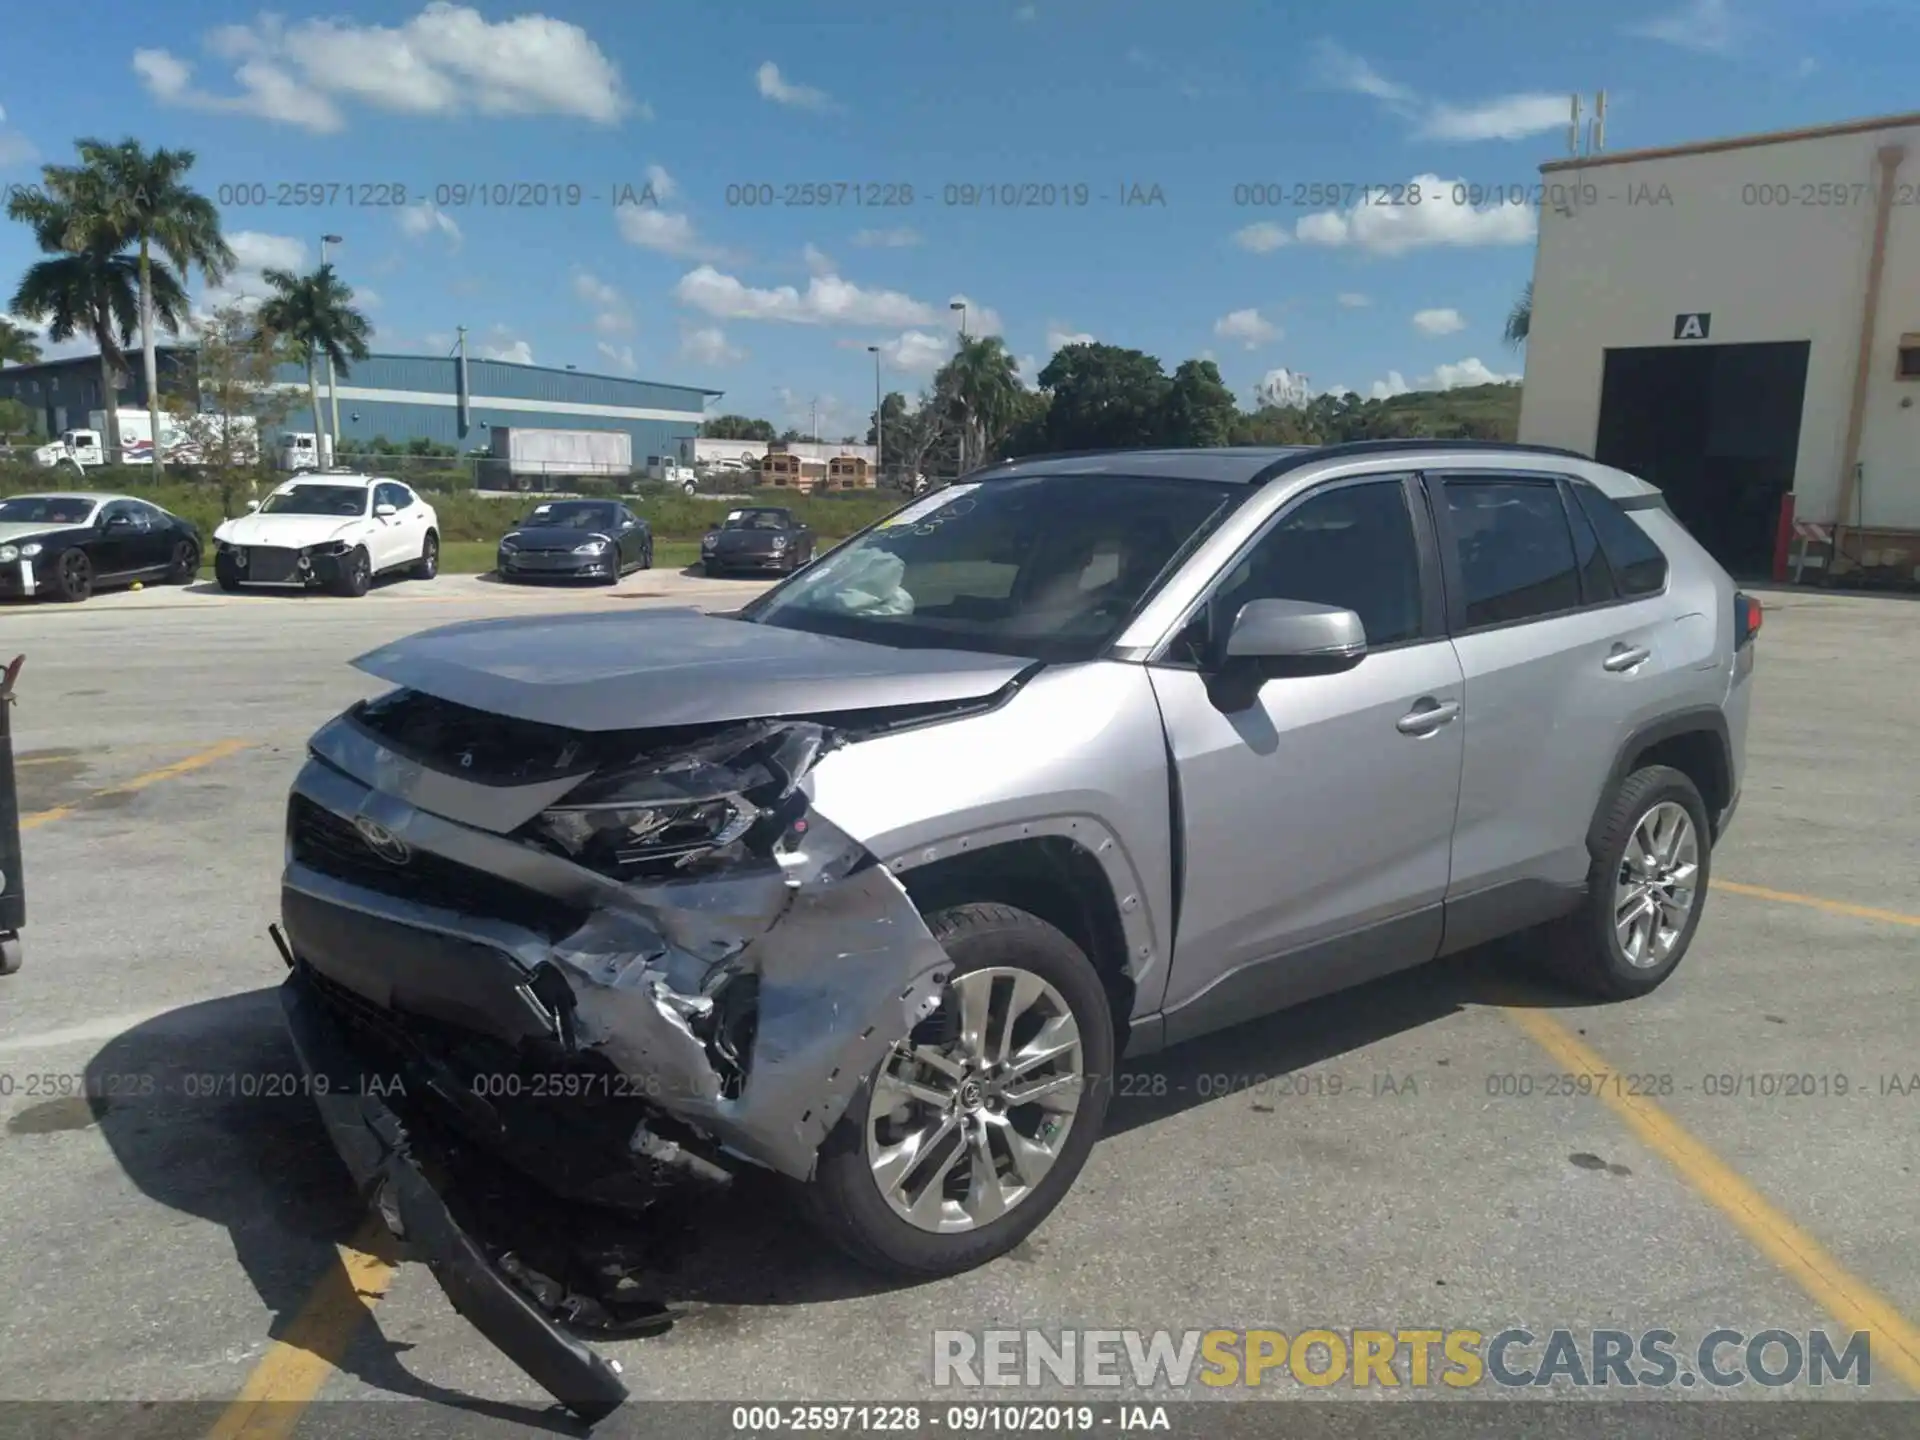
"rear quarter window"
1575,485,1669,595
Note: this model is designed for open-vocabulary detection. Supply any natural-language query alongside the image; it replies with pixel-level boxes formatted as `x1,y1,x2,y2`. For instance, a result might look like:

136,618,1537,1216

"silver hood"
350,606,1030,731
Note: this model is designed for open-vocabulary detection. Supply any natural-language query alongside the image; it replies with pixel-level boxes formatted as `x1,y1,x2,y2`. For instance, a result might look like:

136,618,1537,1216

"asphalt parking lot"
0,577,1915,1436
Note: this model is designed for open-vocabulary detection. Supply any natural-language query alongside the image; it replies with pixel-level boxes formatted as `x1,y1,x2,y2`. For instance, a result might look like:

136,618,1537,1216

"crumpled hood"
214,512,362,548
351,606,1029,731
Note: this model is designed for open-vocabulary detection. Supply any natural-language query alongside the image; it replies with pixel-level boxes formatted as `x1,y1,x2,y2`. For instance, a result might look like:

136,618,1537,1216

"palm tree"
10,249,188,462
939,335,1022,475
0,317,41,366
1504,282,1532,347
256,264,372,456
54,139,234,477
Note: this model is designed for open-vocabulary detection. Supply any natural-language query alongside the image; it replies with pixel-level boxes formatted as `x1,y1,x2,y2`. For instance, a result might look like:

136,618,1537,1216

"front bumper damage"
277,703,956,1416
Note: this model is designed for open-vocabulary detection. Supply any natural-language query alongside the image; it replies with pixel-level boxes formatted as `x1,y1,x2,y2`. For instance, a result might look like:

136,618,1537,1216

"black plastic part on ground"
279,970,631,1425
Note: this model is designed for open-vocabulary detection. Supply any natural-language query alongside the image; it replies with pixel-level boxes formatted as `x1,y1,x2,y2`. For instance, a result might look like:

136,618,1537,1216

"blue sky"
2,0,1915,436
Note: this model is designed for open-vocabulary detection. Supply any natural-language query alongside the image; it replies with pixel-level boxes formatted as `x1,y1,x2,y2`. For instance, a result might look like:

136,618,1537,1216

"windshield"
740,473,1239,660
521,502,620,530
260,485,368,517
0,496,98,526
722,510,790,531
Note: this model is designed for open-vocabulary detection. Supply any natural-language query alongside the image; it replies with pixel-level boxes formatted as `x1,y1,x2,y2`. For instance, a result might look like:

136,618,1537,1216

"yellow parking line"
1715,879,1920,929
1504,1006,1920,1392
205,1217,399,1440
20,739,250,830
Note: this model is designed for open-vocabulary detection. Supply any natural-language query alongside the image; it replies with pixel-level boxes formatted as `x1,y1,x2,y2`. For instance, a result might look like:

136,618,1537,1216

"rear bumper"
279,966,630,1422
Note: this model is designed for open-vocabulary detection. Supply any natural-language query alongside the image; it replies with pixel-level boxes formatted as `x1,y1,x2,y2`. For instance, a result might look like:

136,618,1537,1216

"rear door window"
1574,484,1669,595
1440,478,1582,628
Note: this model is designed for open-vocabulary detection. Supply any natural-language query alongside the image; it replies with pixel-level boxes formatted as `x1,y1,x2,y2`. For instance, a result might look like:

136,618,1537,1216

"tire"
412,531,439,580
640,539,653,570
332,546,372,598
0,933,19,976
800,902,1114,1278
1542,765,1712,1000
51,549,92,603
164,538,200,585
702,560,720,577
214,552,244,592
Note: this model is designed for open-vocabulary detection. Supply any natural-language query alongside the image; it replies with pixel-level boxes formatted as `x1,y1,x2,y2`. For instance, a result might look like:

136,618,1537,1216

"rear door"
1427,471,1684,943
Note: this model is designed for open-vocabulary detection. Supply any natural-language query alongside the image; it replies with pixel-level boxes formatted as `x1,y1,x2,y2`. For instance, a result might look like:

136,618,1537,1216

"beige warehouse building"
1518,110,1920,581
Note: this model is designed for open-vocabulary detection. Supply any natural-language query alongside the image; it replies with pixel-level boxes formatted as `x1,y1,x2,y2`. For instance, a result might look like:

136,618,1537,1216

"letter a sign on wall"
1673,312,1711,340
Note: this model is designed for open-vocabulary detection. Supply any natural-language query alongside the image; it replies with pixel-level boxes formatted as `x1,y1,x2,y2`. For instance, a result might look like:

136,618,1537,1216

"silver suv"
274,441,1756,1415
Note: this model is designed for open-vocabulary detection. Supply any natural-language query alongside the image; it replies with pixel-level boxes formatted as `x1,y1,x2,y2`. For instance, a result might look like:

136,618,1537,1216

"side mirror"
1207,599,1368,709
246,499,261,512
374,503,397,518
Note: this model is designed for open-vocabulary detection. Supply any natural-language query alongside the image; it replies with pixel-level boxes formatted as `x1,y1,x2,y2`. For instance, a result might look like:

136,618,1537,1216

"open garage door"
1594,340,1810,578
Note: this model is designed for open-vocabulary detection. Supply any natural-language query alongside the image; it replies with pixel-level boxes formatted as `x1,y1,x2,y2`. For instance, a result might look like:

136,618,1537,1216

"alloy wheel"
1614,800,1699,967
864,966,1085,1233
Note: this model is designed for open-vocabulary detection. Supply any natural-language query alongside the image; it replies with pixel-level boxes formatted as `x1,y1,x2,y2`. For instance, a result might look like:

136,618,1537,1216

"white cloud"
853,226,922,248
1418,94,1574,142
199,231,310,311
133,5,635,134
1214,308,1280,349
573,268,633,336
645,163,676,200
1311,39,1570,141
756,61,834,111
1428,356,1521,388
0,120,39,170
1015,354,1042,389
1232,222,1291,254
5,313,99,362
1296,175,1536,255
1370,371,1410,400
803,243,836,277
616,205,720,261
1625,0,1735,53
679,325,745,366
865,330,952,375
1015,4,1037,19
595,343,637,373
1412,307,1466,336
1337,292,1372,308
481,334,534,364
355,287,383,310
673,265,941,327
1045,323,1095,351
774,386,853,437
397,201,462,248
948,294,1004,337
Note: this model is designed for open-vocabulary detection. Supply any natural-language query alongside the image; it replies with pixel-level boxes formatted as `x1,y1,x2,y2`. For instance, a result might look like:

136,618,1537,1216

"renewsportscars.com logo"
932,1328,1873,1390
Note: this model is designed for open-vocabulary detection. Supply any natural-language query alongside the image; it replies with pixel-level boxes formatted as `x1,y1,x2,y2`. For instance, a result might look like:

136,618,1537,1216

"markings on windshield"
878,483,980,530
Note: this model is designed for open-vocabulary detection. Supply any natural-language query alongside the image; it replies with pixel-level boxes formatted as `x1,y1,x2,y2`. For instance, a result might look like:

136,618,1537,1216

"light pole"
867,345,883,484
321,234,344,462
950,300,967,340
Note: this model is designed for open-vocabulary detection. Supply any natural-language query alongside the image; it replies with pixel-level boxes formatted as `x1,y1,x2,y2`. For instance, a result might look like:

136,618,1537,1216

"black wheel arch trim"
1591,706,1732,849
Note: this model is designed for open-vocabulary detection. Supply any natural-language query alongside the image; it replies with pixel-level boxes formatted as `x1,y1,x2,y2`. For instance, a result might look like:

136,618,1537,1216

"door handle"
1396,698,1461,735
1603,644,1651,672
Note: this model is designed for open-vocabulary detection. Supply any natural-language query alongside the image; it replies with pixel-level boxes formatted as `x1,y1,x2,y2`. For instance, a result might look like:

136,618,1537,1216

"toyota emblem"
352,814,412,865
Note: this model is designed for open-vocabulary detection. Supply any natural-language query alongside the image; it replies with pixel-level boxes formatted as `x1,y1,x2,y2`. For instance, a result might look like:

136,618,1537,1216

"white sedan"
211,475,439,596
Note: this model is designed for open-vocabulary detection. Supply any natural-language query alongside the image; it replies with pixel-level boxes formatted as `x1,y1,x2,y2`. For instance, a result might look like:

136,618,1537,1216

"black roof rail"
1283,438,1592,464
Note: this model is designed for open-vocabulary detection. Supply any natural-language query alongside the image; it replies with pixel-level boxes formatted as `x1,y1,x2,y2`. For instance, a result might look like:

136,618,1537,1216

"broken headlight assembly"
528,721,832,881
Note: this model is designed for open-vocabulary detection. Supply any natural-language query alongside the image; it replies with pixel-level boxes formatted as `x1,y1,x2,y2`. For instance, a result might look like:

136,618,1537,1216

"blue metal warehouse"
0,346,721,468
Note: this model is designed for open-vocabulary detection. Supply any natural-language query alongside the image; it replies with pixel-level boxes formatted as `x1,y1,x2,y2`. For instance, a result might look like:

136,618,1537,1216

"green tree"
7,189,189,464
0,317,41,366
1037,342,1171,451
866,391,907,449
0,396,36,442
161,302,291,499
1504,282,1531,347
47,139,234,478
937,334,1022,474
703,413,777,441
995,387,1051,459
256,263,372,454
1160,359,1237,448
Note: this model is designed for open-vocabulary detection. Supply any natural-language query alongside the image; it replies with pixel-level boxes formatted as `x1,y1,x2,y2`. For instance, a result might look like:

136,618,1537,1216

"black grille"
288,794,589,940
246,546,300,582
350,689,603,785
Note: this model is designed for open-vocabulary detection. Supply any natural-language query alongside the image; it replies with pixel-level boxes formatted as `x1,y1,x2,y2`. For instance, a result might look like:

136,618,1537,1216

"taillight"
1735,592,1762,648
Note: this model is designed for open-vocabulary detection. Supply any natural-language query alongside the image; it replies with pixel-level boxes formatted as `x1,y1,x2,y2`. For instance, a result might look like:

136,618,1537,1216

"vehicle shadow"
179,574,418,598
81,941,1602,1398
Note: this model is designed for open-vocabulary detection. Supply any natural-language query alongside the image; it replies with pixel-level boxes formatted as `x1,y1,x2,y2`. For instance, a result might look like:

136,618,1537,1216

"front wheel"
332,546,372,598
1541,765,1712,1000
800,903,1114,1278
51,549,92,603
214,551,243,592
640,539,654,570
412,531,439,580
165,538,200,585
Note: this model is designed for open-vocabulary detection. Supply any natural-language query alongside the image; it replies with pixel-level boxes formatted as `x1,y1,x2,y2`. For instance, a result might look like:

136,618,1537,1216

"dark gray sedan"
700,507,814,576
496,500,652,583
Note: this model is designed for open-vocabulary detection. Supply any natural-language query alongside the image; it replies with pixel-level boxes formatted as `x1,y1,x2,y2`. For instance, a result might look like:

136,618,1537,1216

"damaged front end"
277,688,960,1418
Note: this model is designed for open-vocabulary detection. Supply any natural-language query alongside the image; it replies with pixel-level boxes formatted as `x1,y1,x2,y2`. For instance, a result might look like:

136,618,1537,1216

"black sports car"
495,500,653,583
699,506,815,576
0,492,202,603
